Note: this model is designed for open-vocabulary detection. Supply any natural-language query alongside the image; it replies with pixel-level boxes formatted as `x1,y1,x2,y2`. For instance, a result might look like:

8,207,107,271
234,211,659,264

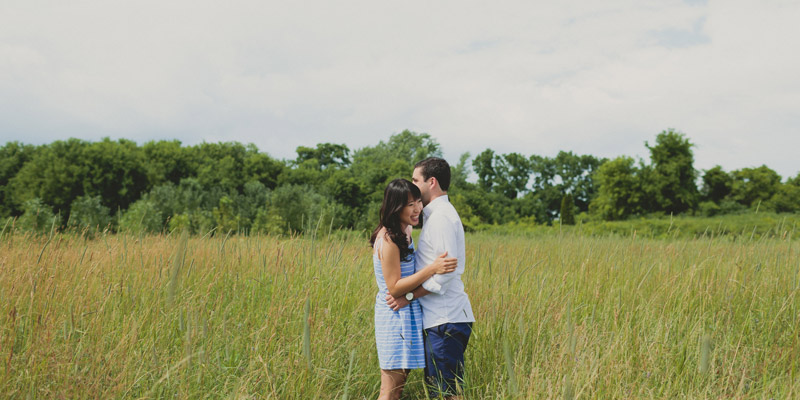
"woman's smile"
409,212,419,225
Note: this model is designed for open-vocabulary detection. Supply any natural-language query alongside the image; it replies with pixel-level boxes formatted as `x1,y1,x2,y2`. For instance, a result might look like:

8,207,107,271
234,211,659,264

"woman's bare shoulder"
386,231,400,245
376,229,399,250
375,229,398,262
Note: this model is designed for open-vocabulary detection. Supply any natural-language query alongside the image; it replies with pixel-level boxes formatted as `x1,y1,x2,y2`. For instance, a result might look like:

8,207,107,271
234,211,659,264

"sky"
1,0,799,179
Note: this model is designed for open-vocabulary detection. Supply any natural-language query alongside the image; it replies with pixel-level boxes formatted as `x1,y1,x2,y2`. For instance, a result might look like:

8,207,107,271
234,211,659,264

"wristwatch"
405,292,414,301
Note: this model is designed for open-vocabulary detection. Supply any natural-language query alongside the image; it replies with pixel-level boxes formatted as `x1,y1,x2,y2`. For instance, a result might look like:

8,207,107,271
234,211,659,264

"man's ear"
429,177,438,190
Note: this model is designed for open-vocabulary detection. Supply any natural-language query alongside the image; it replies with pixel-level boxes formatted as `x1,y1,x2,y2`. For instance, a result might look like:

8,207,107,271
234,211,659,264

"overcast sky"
1,0,799,179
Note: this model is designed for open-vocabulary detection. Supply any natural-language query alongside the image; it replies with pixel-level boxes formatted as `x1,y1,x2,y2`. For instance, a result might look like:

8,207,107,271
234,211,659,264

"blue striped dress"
373,239,425,370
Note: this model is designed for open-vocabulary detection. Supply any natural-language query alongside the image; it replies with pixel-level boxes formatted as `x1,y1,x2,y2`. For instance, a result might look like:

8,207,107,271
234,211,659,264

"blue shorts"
423,322,472,398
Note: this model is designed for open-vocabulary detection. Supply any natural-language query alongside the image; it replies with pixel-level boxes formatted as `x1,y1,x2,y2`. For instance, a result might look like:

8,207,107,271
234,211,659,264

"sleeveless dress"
373,239,425,370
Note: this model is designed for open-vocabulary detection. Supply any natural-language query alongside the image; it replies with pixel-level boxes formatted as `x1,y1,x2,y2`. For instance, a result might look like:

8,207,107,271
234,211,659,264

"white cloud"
1,0,798,178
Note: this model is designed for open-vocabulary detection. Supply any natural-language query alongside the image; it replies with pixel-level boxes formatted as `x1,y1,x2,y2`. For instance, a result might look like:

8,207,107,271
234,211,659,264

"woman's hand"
386,293,409,311
430,252,458,274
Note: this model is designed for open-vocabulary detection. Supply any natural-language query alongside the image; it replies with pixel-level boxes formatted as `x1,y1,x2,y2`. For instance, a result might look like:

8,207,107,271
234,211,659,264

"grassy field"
1,228,798,399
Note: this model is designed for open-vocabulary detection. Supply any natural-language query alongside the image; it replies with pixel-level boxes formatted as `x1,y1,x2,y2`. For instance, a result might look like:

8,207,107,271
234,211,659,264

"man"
386,157,475,399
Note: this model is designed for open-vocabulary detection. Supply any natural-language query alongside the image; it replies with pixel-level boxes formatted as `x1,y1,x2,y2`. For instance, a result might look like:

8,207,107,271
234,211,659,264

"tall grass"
0,229,797,398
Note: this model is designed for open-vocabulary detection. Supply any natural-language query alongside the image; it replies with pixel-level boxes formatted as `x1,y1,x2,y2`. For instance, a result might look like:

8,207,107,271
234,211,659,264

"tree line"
1,129,798,235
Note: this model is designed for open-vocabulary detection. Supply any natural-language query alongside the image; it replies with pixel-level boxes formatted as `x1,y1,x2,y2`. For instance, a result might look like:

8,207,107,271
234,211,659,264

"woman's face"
399,194,423,228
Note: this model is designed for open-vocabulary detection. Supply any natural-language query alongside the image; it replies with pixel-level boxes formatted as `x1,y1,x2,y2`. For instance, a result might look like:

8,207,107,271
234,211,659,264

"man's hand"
386,294,410,311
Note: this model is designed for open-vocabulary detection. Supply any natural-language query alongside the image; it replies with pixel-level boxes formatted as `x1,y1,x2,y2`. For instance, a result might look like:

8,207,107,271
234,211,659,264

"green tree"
700,165,732,204
295,143,350,169
516,192,547,223
321,171,364,229
768,184,800,213
456,185,519,225
729,165,781,208
528,154,560,222
0,142,36,218
470,150,535,199
10,139,89,218
279,158,327,187
472,149,496,192
552,151,604,212
349,130,441,201
378,130,441,165
590,156,642,221
527,152,604,222
81,138,149,213
244,149,284,189
142,140,196,186
560,193,576,225
642,129,698,214
790,173,800,186
766,173,800,213
494,152,532,199
450,152,472,190
192,142,249,192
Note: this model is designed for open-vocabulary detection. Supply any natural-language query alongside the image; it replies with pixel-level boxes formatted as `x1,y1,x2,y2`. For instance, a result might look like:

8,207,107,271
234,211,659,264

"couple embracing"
370,157,475,400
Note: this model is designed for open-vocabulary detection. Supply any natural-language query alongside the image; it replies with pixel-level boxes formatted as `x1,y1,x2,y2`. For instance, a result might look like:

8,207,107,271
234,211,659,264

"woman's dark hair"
370,179,421,262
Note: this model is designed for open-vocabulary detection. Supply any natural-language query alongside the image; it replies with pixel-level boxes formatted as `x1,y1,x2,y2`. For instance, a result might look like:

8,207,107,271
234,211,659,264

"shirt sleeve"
420,215,460,295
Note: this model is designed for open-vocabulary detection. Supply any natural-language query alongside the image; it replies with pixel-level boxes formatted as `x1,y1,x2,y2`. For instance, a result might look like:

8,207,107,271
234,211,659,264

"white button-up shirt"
417,195,475,329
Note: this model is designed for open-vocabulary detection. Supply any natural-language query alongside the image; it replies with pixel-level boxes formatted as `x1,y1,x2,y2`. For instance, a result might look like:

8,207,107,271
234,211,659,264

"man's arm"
386,286,431,311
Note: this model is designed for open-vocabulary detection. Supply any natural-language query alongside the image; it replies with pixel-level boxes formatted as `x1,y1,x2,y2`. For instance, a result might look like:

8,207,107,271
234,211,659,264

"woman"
370,179,457,400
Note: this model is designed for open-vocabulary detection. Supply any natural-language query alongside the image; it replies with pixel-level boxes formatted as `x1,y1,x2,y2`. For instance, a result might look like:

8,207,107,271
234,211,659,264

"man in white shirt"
386,157,475,399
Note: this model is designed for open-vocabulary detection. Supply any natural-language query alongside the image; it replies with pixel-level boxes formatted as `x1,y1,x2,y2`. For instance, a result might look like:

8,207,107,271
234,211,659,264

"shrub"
698,201,721,217
269,185,343,233
168,210,214,235
252,207,286,236
119,199,163,234
17,198,60,234
213,196,241,234
68,195,111,233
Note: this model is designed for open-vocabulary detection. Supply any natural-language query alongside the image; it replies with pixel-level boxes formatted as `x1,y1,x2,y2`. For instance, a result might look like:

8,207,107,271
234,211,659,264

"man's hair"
414,157,451,191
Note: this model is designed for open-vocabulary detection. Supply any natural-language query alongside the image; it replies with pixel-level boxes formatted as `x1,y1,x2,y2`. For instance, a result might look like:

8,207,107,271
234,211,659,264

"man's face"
412,167,432,206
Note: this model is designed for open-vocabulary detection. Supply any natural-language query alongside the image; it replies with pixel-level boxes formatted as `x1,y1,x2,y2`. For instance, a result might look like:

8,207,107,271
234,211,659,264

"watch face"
405,292,413,301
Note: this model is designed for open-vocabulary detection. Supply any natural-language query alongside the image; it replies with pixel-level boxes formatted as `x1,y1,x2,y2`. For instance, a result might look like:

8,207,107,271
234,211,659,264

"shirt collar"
423,194,449,218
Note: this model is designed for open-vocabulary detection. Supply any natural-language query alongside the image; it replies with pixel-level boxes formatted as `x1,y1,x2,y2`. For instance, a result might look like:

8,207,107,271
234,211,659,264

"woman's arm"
379,235,456,298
